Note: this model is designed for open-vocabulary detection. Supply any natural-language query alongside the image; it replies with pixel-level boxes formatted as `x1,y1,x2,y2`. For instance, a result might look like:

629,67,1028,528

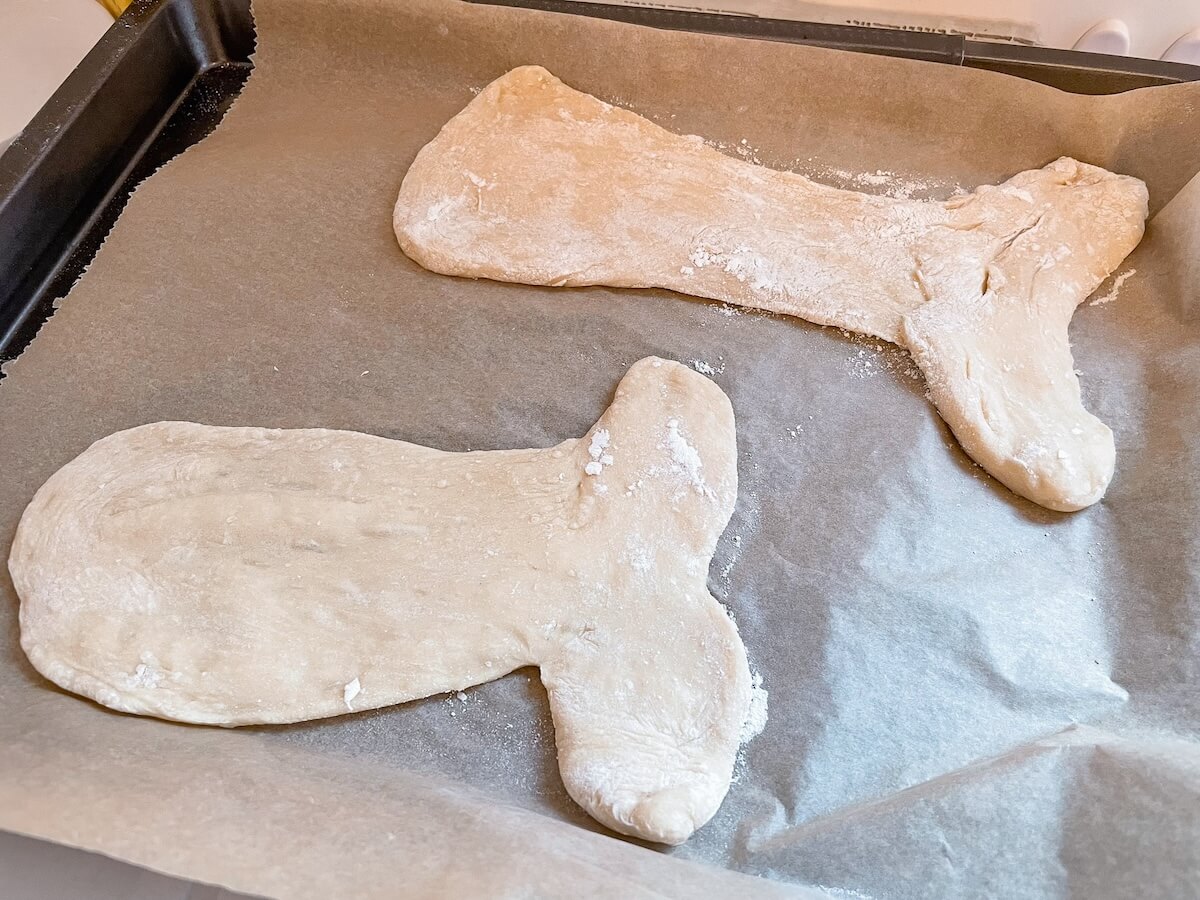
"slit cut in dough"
10,357,751,846
394,65,1149,512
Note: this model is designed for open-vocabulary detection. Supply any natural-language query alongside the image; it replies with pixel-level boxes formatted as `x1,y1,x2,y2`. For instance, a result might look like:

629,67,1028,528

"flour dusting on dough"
625,533,654,574
662,418,713,498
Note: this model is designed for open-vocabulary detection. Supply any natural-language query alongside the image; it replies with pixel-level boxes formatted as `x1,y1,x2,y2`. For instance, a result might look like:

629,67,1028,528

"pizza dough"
394,65,1149,512
10,357,751,846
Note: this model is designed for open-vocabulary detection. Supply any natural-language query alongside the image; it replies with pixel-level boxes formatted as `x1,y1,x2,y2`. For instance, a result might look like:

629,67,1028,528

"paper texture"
1,1,1198,896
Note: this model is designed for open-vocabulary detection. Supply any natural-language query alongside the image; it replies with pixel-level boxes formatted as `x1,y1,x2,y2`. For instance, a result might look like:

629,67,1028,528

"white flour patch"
624,533,654,575
343,677,361,710
588,429,610,460
689,246,717,268
129,662,162,690
688,241,784,294
662,418,712,498
425,197,457,221
1091,268,1136,306
723,247,773,288
584,429,614,477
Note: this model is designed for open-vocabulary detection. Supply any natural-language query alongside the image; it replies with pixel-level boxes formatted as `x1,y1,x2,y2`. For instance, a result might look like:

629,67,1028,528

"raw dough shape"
394,66,1150,512
11,357,751,846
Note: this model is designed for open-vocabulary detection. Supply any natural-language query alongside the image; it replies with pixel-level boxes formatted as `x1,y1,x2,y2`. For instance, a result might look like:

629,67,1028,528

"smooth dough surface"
11,357,751,845
394,65,1149,511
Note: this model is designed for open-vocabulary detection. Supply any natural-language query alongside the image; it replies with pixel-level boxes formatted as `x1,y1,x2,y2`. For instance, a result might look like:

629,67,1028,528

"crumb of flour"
690,356,725,376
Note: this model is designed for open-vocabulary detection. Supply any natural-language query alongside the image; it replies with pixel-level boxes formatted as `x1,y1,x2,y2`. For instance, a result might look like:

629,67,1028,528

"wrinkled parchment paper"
2,1,1199,896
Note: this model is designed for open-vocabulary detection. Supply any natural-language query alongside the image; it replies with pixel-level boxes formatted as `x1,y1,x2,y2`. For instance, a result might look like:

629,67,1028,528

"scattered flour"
740,671,768,743
445,690,473,717
800,160,951,200
840,331,922,382
690,356,725,377
1091,267,1136,306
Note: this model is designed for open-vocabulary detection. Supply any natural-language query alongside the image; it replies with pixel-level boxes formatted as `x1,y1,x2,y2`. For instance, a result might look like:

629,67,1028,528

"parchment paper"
2,1,1199,896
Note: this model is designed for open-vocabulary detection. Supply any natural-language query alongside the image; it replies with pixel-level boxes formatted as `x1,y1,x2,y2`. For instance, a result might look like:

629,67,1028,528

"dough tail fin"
540,595,751,845
539,356,749,844
903,159,1147,511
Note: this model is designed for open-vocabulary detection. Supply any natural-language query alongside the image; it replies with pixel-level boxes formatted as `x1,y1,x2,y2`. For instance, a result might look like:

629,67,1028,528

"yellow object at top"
96,0,132,17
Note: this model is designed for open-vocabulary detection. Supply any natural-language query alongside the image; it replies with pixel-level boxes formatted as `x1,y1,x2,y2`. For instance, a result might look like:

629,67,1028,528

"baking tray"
0,0,253,365
1,0,1198,369
482,0,1200,92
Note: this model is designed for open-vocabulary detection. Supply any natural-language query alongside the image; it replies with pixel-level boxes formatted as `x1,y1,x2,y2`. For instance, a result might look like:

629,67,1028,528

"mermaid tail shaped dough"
396,66,1148,511
11,358,750,844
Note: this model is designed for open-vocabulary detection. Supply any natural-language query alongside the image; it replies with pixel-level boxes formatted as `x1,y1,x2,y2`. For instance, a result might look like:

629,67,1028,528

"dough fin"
904,159,1147,510
544,357,749,845
540,594,750,846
